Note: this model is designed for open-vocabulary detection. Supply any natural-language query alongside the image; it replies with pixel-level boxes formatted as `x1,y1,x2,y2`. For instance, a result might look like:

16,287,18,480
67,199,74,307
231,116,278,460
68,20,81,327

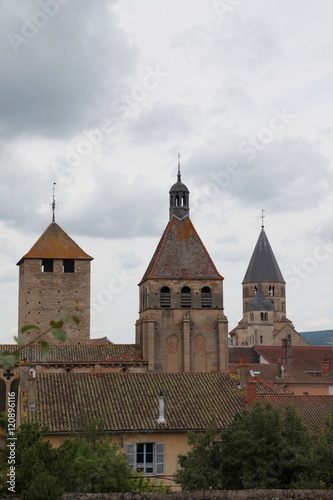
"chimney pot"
247,380,257,407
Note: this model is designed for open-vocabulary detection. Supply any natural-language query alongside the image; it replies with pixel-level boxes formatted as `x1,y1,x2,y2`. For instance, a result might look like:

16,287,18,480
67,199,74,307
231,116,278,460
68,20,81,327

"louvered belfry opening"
201,286,212,308
160,286,171,307
181,286,191,307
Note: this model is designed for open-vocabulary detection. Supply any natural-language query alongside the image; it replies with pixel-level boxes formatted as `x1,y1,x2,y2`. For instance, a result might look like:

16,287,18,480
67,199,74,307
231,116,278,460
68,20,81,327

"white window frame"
126,442,165,475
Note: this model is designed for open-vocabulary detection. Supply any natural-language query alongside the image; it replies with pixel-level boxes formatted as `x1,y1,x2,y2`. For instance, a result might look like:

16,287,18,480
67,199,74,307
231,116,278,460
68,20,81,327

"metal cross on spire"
52,182,56,222
177,152,181,182
261,209,265,229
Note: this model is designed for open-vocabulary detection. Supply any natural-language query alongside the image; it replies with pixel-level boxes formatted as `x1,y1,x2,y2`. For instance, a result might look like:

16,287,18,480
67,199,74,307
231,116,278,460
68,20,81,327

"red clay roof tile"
17,222,93,263
140,216,222,283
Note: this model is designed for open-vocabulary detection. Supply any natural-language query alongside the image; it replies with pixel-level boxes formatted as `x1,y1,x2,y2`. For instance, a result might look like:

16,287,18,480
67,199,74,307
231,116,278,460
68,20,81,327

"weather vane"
261,209,265,229
50,182,57,222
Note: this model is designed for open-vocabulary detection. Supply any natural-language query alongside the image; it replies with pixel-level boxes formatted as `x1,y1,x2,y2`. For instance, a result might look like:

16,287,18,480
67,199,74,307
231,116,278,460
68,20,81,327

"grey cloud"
188,135,332,213
171,14,279,71
127,101,195,143
0,0,137,140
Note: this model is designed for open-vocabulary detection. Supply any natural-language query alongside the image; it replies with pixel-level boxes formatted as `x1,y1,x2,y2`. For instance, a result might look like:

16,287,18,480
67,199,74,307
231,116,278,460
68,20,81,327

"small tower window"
254,286,257,296
260,312,268,321
269,286,275,296
160,286,171,308
42,259,53,272
260,335,263,344
201,287,212,308
181,286,191,308
63,259,75,273
250,312,254,321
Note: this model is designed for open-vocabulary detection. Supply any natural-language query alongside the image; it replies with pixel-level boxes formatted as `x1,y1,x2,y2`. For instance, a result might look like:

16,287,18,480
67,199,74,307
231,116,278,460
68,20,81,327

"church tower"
230,216,309,347
136,162,229,373
17,205,93,345
242,224,286,323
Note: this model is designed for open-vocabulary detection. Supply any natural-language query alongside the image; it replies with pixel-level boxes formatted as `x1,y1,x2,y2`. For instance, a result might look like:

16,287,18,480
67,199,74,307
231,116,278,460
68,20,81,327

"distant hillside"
300,330,333,346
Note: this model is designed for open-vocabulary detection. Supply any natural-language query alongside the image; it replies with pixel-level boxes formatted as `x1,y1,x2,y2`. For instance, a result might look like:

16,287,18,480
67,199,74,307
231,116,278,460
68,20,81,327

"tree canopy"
175,402,333,491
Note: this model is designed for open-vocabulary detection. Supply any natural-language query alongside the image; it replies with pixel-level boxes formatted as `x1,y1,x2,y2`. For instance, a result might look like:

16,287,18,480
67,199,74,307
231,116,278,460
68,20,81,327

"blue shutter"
126,443,136,470
155,443,164,475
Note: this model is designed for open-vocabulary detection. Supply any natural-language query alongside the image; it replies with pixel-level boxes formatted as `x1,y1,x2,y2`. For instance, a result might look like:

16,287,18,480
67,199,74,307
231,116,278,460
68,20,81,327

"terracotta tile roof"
254,346,333,373
90,337,113,345
0,344,143,364
24,372,247,433
257,395,333,434
17,222,93,263
140,216,222,283
229,347,260,364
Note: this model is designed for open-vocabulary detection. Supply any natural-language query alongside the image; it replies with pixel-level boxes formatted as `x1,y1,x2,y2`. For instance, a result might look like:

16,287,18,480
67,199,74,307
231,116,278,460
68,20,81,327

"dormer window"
42,259,53,272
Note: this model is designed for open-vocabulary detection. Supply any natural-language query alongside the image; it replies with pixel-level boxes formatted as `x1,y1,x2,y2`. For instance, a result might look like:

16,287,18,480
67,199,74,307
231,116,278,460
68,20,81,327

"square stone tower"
136,165,229,373
17,222,93,345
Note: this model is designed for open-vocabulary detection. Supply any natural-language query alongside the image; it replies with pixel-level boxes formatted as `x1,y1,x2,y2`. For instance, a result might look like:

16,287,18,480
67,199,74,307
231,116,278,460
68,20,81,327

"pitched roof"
256,395,333,434
0,344,144,364
140,216,222,283
242,228,285,284
229,347,260,364
17,222,93,264
24,372,247,433
230,362,333,386
254,346,333,373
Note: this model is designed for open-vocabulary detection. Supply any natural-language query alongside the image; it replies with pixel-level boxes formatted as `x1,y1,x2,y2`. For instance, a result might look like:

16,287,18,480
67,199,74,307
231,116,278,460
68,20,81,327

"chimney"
277,359,282,379
238,355,250,390
322,355,330,377
286,334,292,367
282,338,287,364
19,359,30,391
247,380,257,407
27,367,36,410
157,391,166,424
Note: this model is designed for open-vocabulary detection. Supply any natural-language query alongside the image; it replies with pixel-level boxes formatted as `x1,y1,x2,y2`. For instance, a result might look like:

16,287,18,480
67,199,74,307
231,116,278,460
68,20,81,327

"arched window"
0,379,6,413
160,286,171,308
250,312,254,321
181,286,191,307
261,312,268,321
201,287,212,307
269,286,275,296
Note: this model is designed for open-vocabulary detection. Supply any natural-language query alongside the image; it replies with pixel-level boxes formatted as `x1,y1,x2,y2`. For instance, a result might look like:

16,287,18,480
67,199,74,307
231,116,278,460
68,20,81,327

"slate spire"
243,228,285,284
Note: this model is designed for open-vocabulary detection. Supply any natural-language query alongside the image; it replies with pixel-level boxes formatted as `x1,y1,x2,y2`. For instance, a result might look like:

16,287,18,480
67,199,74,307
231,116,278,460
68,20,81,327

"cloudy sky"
1,0,333,344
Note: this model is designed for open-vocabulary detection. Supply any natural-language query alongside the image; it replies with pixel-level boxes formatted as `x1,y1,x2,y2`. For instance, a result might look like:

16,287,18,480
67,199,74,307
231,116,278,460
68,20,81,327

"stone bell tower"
136,159,229,373
17,196,93,345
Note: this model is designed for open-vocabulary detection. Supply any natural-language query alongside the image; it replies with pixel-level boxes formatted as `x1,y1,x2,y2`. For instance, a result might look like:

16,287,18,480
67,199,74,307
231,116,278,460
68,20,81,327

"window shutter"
126,443,136,470
155,443,165,475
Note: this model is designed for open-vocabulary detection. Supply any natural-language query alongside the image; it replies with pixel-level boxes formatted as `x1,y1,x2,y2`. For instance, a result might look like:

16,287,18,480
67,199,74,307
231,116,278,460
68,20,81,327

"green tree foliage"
175,403,333,491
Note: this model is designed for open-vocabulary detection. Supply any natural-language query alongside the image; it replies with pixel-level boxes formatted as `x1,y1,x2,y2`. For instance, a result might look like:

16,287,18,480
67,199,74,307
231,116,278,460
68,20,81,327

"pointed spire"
247,280,273,312
243,228,285,284
52,182,56,223
261,209,265,229
177,152,181,182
